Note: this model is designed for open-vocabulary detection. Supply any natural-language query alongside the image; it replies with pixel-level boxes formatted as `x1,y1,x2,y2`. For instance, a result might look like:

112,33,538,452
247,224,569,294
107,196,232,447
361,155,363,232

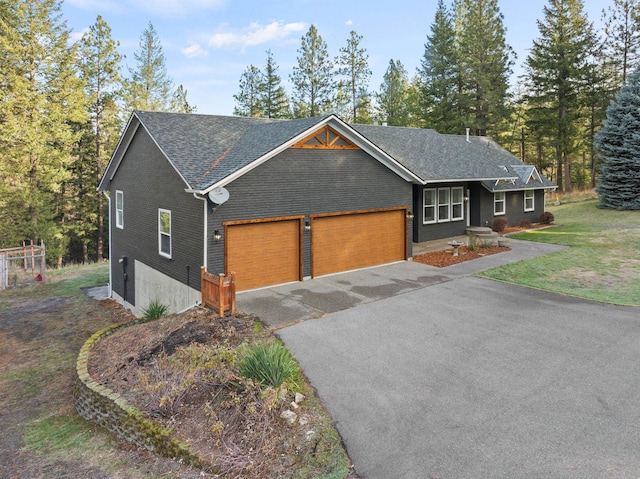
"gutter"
103,191,112,298
192,193,207,270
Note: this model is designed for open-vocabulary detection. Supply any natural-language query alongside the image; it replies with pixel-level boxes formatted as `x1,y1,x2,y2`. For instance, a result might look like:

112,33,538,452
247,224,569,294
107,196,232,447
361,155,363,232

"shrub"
238,341,299,388
519,220,532,229
142,300,169,320
539,211,555,224
492,218,507,233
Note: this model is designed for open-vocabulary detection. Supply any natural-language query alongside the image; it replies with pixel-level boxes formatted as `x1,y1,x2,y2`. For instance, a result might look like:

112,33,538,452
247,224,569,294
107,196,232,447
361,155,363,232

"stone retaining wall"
73,320,211,472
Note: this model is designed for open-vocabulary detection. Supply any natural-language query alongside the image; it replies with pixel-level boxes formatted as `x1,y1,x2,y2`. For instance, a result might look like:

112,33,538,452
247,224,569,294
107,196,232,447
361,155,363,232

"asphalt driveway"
275,266,640,478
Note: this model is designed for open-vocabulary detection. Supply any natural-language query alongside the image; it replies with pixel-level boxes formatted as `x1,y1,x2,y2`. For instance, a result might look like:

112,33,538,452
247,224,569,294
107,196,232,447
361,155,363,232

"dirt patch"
89,308,355,478
413,245,511,268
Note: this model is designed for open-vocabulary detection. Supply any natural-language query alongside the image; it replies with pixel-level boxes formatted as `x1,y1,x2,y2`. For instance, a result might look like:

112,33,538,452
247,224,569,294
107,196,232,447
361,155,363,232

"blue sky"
63,0,612,116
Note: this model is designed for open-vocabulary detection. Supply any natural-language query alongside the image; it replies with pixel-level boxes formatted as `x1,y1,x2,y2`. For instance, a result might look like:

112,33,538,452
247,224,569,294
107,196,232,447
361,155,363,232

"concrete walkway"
236,239,565,329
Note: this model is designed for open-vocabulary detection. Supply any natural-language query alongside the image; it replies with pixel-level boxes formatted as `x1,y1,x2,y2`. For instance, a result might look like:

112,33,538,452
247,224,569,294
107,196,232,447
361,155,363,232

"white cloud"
345,20,353,26
207,21,306,49
182,43,208,58
70,27,90,43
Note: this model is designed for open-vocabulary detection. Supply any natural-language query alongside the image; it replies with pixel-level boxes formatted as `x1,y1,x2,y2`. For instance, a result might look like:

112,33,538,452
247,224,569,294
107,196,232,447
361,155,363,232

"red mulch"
413,245,511,268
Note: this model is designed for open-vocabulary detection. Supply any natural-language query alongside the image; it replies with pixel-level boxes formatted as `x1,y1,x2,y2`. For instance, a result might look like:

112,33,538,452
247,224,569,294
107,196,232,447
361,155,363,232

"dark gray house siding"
108,129,204,305
413,183,469,243
470,185,546,229
206,148,413,277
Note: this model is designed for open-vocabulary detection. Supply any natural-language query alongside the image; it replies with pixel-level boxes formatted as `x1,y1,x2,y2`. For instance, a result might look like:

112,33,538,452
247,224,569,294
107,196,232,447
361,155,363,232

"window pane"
438,188,450,204
424,206,435,222
452,204,462,219
160,211,171,234
160,234,171,255
451,187,463,203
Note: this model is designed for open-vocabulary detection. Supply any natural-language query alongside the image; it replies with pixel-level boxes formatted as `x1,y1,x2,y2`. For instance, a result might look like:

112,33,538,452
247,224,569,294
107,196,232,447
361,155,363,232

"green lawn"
479,200,640,306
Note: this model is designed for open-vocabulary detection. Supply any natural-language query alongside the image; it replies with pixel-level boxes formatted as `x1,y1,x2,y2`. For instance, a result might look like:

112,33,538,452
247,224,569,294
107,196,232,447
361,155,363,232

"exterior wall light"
213,230,222,242
304,220,311,232
407,211,414,220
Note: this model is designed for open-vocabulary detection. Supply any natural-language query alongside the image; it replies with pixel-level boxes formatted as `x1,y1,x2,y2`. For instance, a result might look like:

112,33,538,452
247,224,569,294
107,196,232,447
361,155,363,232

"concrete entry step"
466,226,492,235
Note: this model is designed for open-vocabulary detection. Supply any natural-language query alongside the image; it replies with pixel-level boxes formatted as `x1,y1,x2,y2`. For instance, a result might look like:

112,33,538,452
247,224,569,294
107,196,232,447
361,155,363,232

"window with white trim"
438,188,450,222
524,190,535,212
159,209,172,258
423,189,436,224
423,187,466,224
451,187,464,221
115,190,124,229
494,191,506,215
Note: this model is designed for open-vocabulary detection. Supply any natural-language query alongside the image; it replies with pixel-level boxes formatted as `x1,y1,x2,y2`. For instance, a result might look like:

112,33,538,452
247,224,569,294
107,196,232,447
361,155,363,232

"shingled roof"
99,111,555,193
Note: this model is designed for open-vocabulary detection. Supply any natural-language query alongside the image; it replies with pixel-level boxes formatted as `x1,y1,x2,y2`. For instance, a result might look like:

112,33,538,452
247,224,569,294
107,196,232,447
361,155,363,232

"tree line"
234,0,640,195
1,0,638,266
0,0,193,265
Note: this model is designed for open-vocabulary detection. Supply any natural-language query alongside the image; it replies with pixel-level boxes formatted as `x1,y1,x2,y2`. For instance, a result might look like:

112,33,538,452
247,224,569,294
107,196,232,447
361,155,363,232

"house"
98,112,555,315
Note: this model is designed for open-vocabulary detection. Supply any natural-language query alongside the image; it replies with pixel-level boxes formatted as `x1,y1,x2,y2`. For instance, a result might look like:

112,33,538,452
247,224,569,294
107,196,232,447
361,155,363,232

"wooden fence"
200,268,236,317
0,241,46,290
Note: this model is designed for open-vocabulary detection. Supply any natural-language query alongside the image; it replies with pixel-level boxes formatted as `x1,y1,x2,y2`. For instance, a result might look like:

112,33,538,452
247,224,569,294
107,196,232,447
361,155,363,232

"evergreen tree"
594,66,640,209
78,15,123,261
124,22,191,113
417,0,463,132
376,59,411,126
261,50,290,118
233,64,264,117
171,85,196,113
335,30,371,123
453,0,514,137
0,0,86,259
524,0,597,192
290,25,335,117
602,0,640,87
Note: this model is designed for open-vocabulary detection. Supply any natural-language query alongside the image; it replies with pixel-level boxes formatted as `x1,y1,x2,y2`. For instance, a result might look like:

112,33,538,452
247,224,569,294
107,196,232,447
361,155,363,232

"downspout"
103,191,112,297
193,193,207,270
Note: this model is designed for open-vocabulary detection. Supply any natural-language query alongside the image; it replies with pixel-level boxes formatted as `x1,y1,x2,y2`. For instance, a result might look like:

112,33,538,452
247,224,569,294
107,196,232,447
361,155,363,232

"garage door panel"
226,219,301,291
312,209,406,277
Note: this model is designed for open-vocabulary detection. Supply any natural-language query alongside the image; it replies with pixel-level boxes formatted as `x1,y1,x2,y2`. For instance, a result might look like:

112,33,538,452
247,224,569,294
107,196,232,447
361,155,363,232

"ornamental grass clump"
142,300,169,320
238,341,299,388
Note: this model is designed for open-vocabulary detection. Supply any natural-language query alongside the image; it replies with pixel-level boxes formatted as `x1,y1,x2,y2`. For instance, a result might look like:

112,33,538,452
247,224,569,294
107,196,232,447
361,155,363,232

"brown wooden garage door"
225,217,302,291
311,208,407,277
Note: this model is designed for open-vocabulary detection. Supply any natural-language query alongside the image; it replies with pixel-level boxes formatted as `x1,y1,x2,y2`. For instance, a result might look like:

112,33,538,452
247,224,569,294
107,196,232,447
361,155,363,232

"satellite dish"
208,187,229,205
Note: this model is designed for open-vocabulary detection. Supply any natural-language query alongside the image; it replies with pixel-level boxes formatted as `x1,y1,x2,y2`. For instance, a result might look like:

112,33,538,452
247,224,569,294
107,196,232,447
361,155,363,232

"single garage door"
226,218,302,291
312,208,407,277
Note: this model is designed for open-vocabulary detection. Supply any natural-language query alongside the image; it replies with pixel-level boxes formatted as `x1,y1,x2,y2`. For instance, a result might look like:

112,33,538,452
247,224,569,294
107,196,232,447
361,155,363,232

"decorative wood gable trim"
291,125,359,150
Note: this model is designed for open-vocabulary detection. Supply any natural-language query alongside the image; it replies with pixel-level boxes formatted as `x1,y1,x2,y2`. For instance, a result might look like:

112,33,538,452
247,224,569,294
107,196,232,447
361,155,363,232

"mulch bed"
413,245,511,268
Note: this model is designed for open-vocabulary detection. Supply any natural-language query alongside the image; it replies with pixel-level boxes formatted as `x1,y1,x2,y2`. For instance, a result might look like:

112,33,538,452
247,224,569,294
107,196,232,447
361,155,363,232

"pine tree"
124,22,181,112
602,0,640,87
0,0,86,259
453,0,514,137
290,25,335,117
417,0,463,133
336,31,371,123
594,66,640,209
171,85,196,113
261,50,290,118
233,64,264,117
77,15,123,260
524,0,597,192
376,59,411,126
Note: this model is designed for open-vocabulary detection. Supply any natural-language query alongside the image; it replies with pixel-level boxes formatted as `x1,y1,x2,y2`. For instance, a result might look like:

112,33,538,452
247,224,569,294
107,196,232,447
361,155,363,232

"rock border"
73,318,213,473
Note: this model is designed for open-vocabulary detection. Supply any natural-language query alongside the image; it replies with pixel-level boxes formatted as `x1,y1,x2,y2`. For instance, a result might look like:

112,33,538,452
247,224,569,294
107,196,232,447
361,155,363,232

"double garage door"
226,208,407,291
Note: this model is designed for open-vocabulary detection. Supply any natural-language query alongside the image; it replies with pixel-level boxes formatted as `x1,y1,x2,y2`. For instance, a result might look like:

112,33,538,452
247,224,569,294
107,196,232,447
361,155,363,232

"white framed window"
115,190,124,229
438,188,450,222
451,187,464,221
524,190,535,212
494,191,506,215
423,188,436,224
159,209,172,258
